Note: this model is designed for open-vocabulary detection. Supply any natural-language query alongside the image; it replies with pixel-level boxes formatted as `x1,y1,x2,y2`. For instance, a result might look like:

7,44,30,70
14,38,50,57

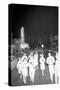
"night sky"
9,4,58,46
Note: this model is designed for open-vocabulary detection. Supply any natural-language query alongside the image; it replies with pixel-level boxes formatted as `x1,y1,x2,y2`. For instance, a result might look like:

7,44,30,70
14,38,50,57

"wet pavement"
11,65,55,86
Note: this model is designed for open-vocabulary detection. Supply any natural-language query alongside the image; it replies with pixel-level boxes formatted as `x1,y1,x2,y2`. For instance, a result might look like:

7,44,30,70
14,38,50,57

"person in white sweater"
28,52,35,83
39,53,45,77
55,51,59,84
46,53,55,83
21,53,28,84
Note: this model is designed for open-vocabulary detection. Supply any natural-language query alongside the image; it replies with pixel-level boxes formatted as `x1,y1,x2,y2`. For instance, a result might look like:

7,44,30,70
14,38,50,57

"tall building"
20,26,29,50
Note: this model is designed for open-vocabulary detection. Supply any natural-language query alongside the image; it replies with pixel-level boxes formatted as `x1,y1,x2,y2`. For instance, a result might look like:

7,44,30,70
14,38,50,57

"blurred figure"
46,53,55,83
55,51,59,84
28,52,35,83
11,55,15,61
41,44,44,49
41,44,44,54
21,53,28,84
17,58,22,79
33,51,38,70
39,53,45,77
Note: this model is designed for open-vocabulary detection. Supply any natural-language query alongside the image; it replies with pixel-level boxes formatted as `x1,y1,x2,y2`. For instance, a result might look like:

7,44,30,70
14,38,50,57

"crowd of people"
15,48,59,84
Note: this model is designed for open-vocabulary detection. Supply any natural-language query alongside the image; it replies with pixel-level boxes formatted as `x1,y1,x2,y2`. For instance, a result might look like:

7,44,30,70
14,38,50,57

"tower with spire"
20,26,29,50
